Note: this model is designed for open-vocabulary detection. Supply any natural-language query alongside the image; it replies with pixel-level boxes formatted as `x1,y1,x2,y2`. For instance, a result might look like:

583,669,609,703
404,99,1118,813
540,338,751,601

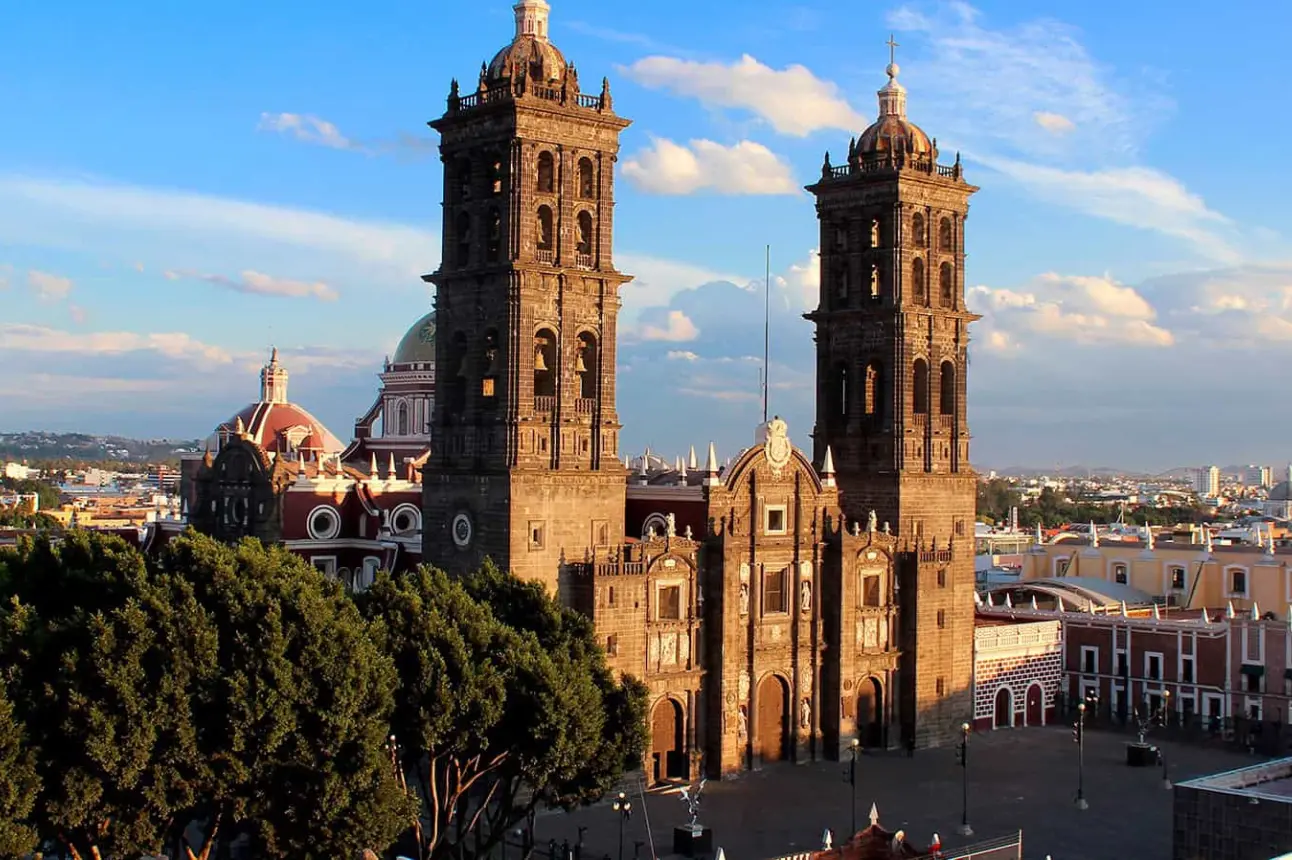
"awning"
1241,664,1266,678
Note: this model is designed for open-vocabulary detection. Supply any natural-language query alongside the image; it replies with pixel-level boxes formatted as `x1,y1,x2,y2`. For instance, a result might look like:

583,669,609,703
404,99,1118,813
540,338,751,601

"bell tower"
422,0,630,593
806,44,979,748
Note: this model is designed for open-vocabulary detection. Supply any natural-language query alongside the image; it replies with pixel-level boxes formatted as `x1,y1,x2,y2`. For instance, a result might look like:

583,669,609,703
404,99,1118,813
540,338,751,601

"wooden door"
651,699,684,783
757,676,789,762
994,687,1013,729
1025,684,1043,726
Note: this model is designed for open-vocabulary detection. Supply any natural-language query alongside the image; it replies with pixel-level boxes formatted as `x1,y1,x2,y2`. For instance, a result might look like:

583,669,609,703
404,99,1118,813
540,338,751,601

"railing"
912,413,928,431
535,248,554,264
595,561,646,577
534,395,556,413
575,252,594,269
820,154,963,181
936,414,953,432
451,84,612,116
575,398,596,415
919,548,954,563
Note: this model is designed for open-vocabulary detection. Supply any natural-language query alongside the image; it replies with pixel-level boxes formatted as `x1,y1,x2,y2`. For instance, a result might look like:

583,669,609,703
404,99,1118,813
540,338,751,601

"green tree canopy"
364,562,647,860
0,680,40,859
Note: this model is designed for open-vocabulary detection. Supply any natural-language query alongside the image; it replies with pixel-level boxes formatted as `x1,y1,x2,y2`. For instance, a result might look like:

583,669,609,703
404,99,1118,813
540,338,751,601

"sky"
2,0,1291,472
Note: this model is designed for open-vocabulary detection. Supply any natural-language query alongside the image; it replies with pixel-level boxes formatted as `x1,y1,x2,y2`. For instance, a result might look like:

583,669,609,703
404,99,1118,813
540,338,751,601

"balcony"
536,248,554,264
534,395,556,413
936,415,953,432
575,252,594,270
575,398,596,415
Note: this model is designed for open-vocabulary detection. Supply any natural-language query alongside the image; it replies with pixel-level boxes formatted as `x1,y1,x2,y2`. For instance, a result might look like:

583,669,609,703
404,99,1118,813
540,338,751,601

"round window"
390,504,420,536
452,512,473,548
307,505,341,540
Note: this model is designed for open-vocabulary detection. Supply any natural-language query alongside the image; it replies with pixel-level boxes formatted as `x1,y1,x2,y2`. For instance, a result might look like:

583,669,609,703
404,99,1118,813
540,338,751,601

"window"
936,678,946,697
578,157,595,197
1145,652,1163,681
486,207,501,262
312,556,337,578
576,332,598,399
861,573,882,607
488,157,503,194
358,557,380,592
912,359,929,415
1115,649,1128,678
1181,656,1194,683
605,634,618,656
835,265,849,301
529,521,545,550
307,505,341,540
764,567,788,614
536,151,555,193
1245,672,1262,694
936,609,946,628
939,361,955,415
606,585,616,607
864,362,883,417
911,257,925,303
576,211,594,255
1081,646,1098,675
939,262,954,307
456,211,472,268
657,585,682,620
533,329,556,398
455,158,473,200
1229,567,1248,597
396,401,409,436
1113,564,1128,585
832,364,849,420
765,505,788,535
536,206,554,252
937,568,947,588
482,329,499,402
1170,567,1186,590
1248,699,1263,721
390,504,420,536
912,212,926,247
938,217,953,251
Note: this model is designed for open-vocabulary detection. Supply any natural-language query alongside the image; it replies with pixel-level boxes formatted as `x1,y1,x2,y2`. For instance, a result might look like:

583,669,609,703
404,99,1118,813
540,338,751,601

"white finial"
876,36,907,119
821,445,836,483
1004,593,1013,609
1226,600,1236,619
1145,522,1155,551
869,802,880,827
821,829,833,850
689,445,698,470
1089,521,1099,548
1152,603,1160,621
513,0,551,41
370,453,378,479
1030,595,1039,611
703,442,721,486
679,460,688,483
1252,601,1261,620
1204,528,1214,554
388,453,397,480
1120,600,1128,618
1286,604,1292,626
973,591,983,607
1035,521,1044,545
1200,607,1209,626
984,591,994,608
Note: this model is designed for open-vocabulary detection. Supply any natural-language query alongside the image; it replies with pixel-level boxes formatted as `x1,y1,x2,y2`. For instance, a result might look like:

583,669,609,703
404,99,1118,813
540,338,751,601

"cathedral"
187,0,981,781
418,0,979,778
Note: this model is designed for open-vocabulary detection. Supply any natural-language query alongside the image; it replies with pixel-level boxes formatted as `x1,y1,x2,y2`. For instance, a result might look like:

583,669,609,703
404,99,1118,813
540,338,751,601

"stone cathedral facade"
422,1,980,779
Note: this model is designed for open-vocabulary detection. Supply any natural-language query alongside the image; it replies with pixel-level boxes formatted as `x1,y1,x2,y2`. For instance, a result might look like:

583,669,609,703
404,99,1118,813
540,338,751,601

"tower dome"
855,40,934,158
486,0,568,84
392,310,436,367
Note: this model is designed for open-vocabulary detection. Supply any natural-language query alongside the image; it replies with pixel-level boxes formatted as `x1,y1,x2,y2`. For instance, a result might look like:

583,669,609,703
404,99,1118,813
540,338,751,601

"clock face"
418,321,436,344
452,512,473,548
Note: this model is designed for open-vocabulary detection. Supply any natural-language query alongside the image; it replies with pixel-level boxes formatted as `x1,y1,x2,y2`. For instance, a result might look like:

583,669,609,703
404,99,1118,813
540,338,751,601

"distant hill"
0,431,204,466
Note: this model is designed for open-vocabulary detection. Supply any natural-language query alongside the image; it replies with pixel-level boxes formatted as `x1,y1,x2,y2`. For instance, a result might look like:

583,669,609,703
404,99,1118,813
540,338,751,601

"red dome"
219,401,345,456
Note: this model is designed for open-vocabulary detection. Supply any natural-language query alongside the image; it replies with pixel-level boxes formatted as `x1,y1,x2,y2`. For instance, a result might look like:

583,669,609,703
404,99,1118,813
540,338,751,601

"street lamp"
956,723,973,836
847,738,860,836
612,791,632,860
1074,702,1089,810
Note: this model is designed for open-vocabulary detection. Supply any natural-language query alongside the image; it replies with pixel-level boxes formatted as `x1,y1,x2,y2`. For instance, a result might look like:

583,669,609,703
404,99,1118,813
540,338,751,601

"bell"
534,346,549,372
574,350,587,374
485,348,499,376
455,354,469,378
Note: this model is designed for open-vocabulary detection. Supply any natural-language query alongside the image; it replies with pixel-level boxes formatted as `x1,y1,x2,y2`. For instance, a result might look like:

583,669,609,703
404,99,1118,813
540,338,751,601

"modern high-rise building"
1194,465,1220,498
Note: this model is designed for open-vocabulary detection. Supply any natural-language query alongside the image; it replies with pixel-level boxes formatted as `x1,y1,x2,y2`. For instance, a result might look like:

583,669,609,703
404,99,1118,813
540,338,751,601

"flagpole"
763,244,770,424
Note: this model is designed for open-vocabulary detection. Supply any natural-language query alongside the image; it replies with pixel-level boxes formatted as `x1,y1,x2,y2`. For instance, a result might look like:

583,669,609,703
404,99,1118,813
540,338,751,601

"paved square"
532,728,1262,860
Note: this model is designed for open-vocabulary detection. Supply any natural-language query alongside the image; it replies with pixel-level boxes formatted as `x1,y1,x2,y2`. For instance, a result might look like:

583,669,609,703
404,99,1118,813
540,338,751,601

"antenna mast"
762,244,770,424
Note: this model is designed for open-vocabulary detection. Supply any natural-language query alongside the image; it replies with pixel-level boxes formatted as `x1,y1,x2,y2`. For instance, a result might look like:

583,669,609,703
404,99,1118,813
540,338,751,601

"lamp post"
612,791,632,860
956,723,973,836
1074,702,1089,810
848,738,860,836
1160,690,1172,789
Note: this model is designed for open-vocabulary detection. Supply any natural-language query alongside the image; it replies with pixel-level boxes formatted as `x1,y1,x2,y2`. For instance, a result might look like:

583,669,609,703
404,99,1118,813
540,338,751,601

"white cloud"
776,249,820,310
0,263,11,290
1033,111,1075,134
970,272,1173,349
164,268,340,302
27,269,73,302
638,310,700,342
0,323,234,364
68,304,87,324
258,112,363,152
622,138,798,195
616,253,744,322
621,54,866,136
667,350,700,361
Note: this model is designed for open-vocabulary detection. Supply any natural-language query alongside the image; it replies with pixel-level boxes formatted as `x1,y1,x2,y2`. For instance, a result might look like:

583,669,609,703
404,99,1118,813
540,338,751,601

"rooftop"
1177,758,1292,804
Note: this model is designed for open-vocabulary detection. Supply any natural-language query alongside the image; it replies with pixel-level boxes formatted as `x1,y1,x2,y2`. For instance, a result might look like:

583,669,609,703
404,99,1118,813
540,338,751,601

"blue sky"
2,0,1290,471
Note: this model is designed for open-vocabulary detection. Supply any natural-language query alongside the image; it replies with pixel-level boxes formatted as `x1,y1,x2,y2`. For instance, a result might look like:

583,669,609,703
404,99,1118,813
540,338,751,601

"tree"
364,563,647,860
158,532,416,860
0,680,40,859
0,531,214,860
0,478,61,512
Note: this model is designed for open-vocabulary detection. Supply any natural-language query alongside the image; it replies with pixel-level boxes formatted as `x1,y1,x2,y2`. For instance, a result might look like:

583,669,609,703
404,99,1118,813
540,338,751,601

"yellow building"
1022,536,1290,617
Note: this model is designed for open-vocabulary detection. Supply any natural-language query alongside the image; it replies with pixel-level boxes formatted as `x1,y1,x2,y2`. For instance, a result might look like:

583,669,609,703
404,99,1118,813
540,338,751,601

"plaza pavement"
529,726,1263,860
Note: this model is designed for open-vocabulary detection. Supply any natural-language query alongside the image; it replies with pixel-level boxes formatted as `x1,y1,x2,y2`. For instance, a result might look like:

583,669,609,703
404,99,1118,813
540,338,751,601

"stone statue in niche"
739,582,750,616
870,265,880,298
661,633,678,665
870,218,880,247
738,669,750,701
800,579,812,613
800,698,811,729
685,525,693,539
665,512,676,538
646,525,656,540
737,706,749,740
867,510,878,533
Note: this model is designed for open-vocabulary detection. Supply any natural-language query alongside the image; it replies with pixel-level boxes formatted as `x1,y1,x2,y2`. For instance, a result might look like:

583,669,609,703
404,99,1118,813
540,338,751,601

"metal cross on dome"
887,34,900,64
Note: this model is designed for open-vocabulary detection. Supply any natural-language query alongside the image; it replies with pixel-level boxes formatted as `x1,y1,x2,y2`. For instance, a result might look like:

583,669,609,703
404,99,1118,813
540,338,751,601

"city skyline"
2,0,1290,470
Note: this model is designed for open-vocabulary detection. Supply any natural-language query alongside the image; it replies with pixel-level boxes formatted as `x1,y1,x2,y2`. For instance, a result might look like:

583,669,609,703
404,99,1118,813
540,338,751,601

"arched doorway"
856,677,884,749
994,687,1013,729
1025,683,1044,726
756,675,790,763
650,699,685,783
